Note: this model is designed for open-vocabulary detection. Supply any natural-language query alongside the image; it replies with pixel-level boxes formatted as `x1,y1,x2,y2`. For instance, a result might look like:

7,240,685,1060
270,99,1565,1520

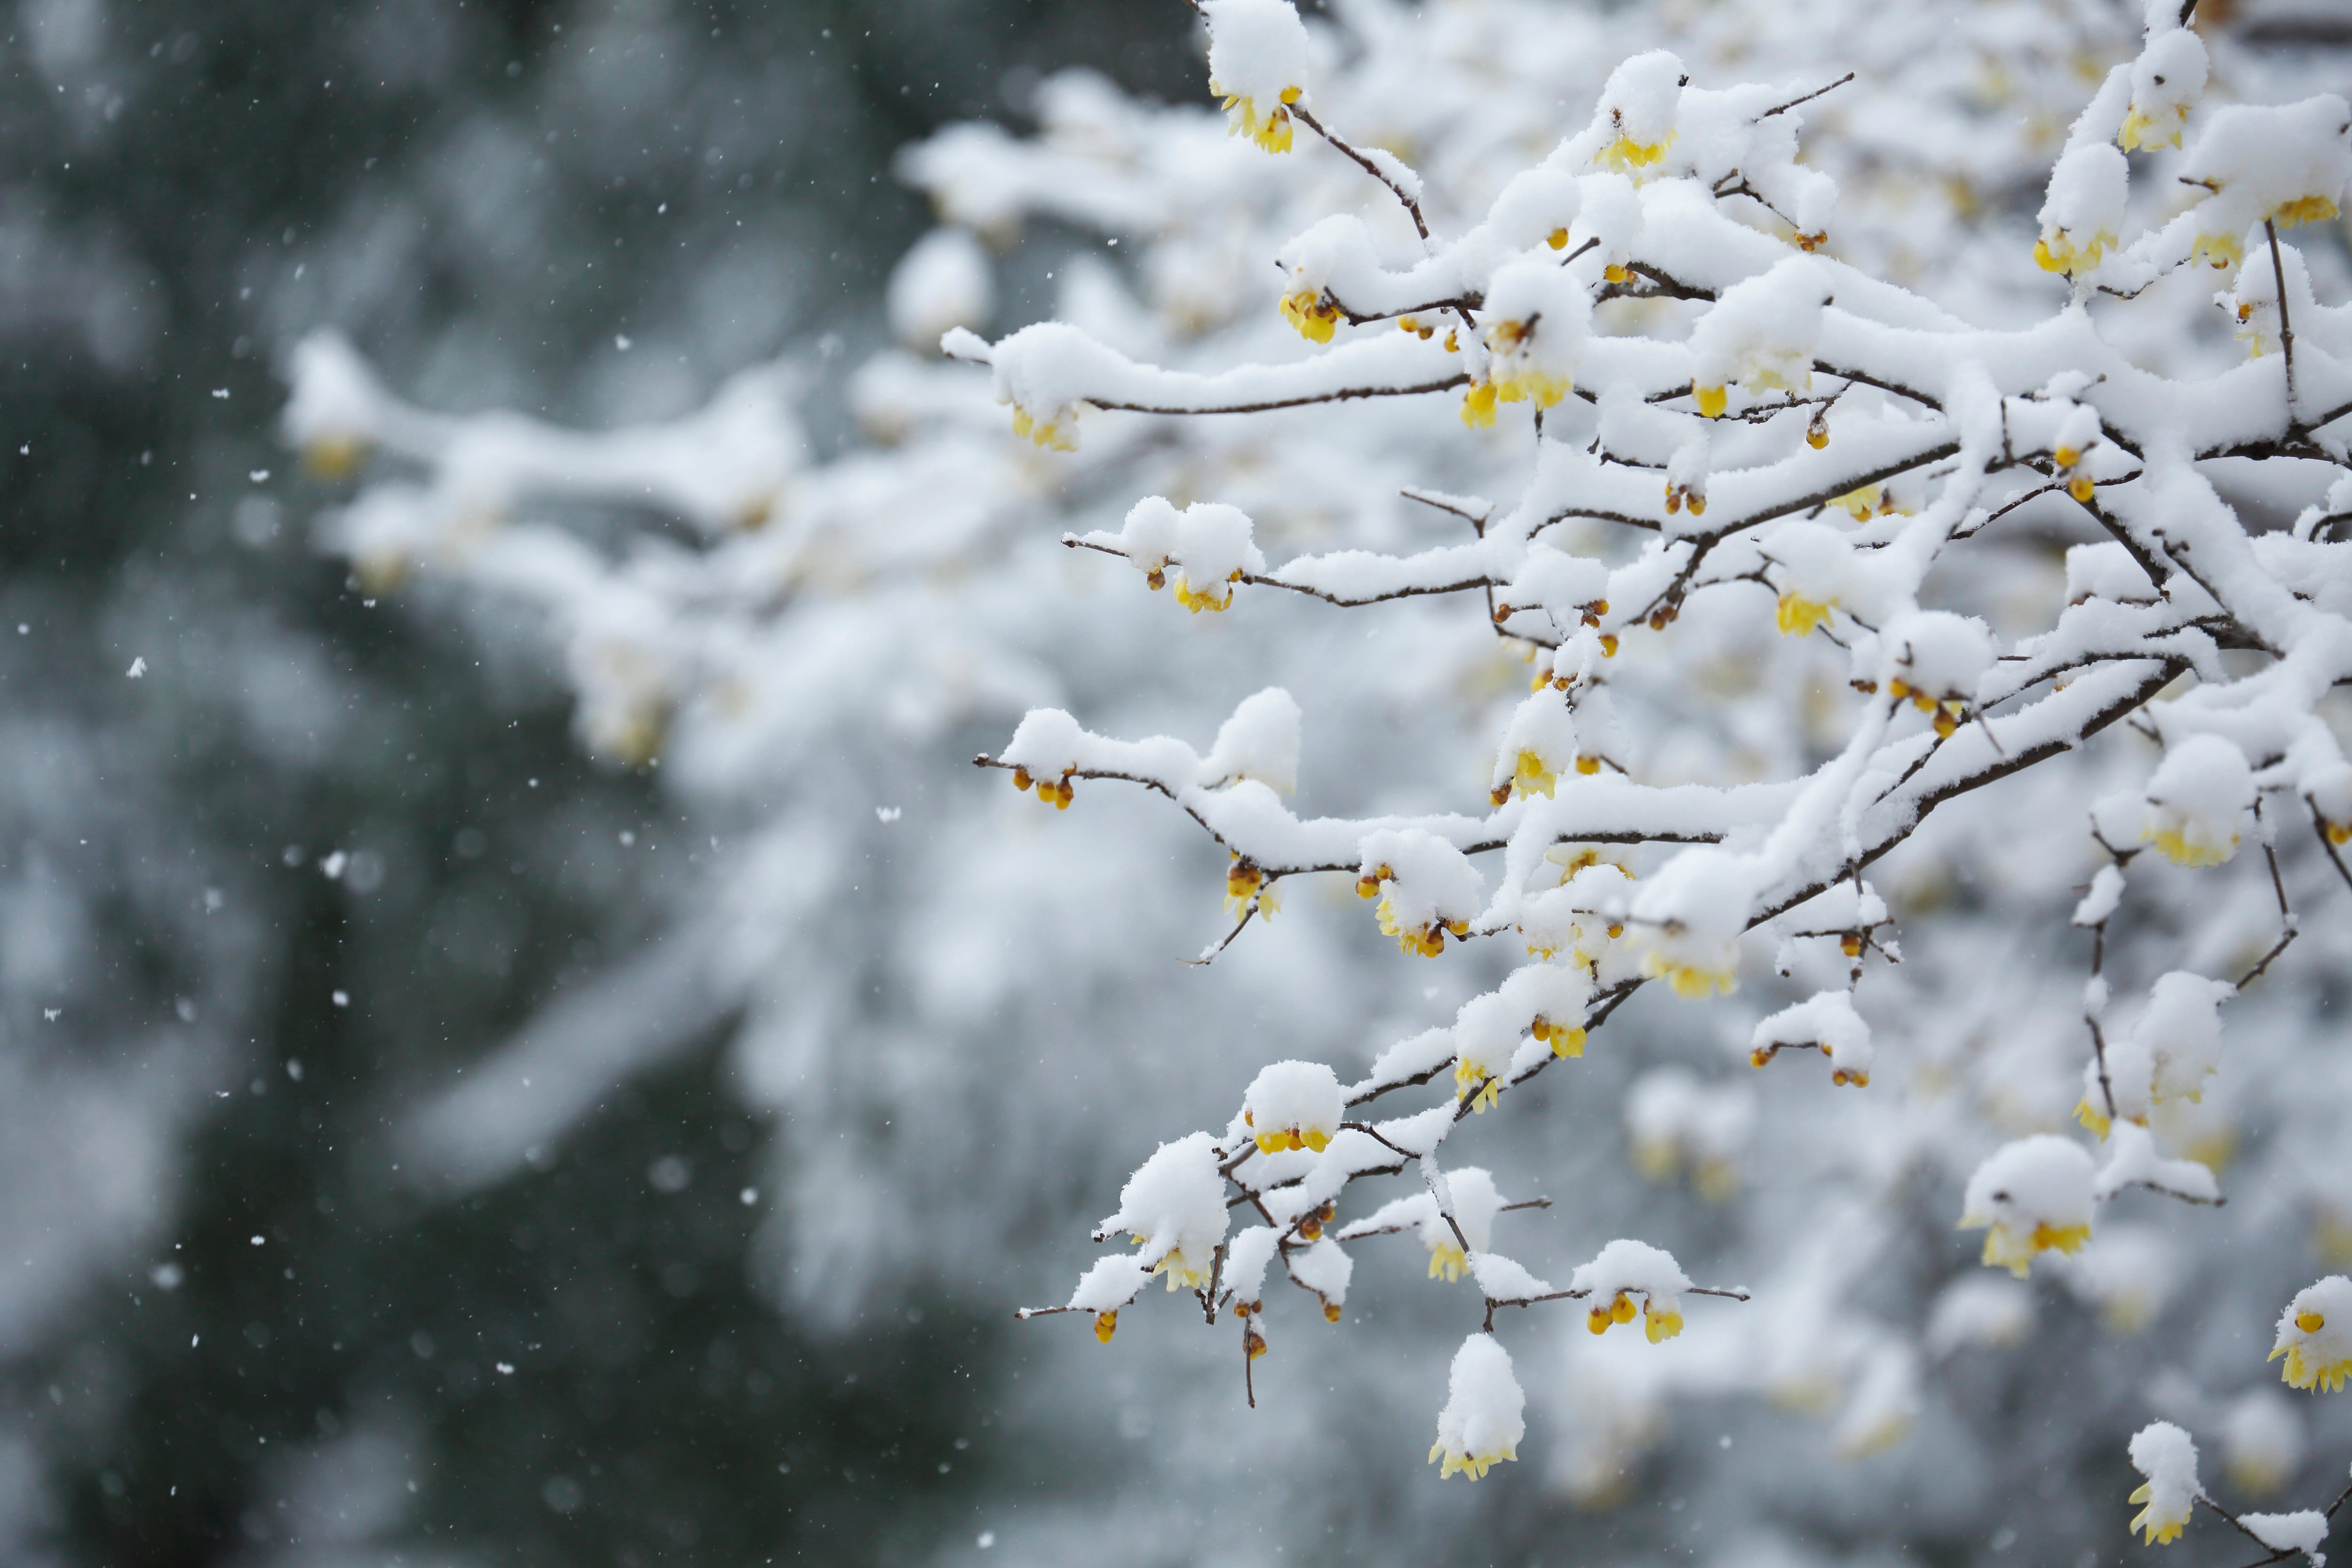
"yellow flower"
1777,595,1835,637
1171,569,1240,614
1213,82,1301,153
1692,383,1728,419
1512,749,1558,799
2034,229,2114,276
2128,1484,2189,1544
1640,952,1737,999
2191,231,2244,272
1831,484,1883,521
1979,1220,2091,1279
1010,405,1077,452
1279,287,1341,343
1093,1310,1117,1344
1375,895,1448,958
2274,194,2339,228
2270,1287,2352,1393
2148,826,2233,868
303,434,370,479
2119,105,2188,152
2074,1098,2115,1139
1428,1239,1469,1282
1146,1243,1214,1291
1461,380,1498,428
1598,134,1671,175
1642,1299,1684,1344
1530,1015,1585,1058
1585,1291,1641,1334
1454,1056,1505,1113
1429,1440,1516,1481
1494,368,1573,408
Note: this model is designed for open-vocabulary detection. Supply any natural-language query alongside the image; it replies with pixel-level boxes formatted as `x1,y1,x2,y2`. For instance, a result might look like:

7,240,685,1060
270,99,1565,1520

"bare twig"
1761,72,1855,117
1291,104,1430,242
2267,218,2298,427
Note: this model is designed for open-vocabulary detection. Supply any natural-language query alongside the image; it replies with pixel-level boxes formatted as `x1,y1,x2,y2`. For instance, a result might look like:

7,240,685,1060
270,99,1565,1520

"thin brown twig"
1761,72,1855,117
1291,104,1430,242
2267,218,2298,427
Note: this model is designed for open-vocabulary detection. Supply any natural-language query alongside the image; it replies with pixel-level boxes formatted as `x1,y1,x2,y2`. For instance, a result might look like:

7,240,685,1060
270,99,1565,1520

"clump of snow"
2093,1122,2219,1206
1495,546,1611,634
1491,687,1580,802
1221,1226,1283,1310
2121,28,2208,151
2065,541,2160,606
1628,848,1759,998
1200,688,1301,793
1094,1132,1230,1290
2072,864,2126,927
2036,142,2128,274
2140,735,2254,867
1203,0,1314,151
1111,496,1267,610
2127,1421,2201,1546
1287,1236,1353,1312
1883,610,1994,703
1000,707,1086,781
282,332,387,470
1574,51,1683,175
1360,828,1485,955
2240,1512,2327,1563
2081,970,2231,1133
1959,1136,2096,1277
2179,97,2352,251
1750,990,1874,1085
1479,257,1591,409
1688,257,1830,408
1244,1059,1342,1154
1429,1334,1524,1480
1570,1237,1692,1340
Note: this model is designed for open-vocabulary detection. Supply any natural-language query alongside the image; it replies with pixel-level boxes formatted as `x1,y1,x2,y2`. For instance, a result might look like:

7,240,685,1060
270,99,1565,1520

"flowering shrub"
288,0,2352,1553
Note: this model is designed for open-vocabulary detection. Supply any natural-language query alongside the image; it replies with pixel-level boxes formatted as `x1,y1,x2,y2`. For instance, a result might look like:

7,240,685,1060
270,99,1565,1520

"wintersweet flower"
2126,1422,2201,1545
1202,0,1312,154
1145,1244,1213,1291
1010,402,1078,452
2034,228,2114,276
1279,287,1341,343
2120,104,2187,152
1224,858,1266,920
2269,1276,2352,1393
1959,1136,2095,1278
1171,568,1243,613
1429,1335,1525,1480
1572,1240,1692,1345
2190,229,2245,272
1777,594,1835,637
1216,84,1300,153
2119,29,2207,152
1461,379,1498,429
1097,1132,1229,1299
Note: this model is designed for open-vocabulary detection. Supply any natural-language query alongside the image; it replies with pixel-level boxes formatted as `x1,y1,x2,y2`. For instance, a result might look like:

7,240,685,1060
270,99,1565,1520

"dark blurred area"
0,1,1190,1563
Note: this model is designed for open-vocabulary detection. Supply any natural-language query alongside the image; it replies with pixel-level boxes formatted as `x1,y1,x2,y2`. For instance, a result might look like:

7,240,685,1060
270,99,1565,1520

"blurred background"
0,2,1195,1563
9,2,2352,1568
